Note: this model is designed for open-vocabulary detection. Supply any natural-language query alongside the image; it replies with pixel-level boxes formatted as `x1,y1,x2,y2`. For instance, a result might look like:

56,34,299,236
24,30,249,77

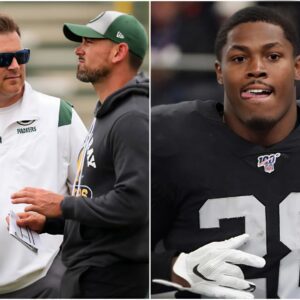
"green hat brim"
63,23,105,42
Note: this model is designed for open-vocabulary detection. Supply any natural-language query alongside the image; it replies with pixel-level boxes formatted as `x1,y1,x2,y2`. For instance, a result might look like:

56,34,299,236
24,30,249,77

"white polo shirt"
0,82,87,293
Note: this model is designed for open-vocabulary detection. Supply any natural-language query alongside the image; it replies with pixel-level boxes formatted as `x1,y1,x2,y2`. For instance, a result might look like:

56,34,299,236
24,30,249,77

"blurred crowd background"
151,1,300,106
1,1,149,126
3,2,300,113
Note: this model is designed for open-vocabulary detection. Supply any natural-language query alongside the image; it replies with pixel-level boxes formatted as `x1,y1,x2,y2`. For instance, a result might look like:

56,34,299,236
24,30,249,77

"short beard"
245,118,278,131
76,67,110,83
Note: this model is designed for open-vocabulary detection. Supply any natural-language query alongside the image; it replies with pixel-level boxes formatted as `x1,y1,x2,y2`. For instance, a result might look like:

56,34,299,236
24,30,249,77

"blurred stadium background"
1,1,149,126
152,1,300,106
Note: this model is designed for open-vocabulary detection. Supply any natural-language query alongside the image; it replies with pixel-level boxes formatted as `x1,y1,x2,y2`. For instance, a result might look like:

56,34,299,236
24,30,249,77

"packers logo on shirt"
16,120,37,134
17,120,35,126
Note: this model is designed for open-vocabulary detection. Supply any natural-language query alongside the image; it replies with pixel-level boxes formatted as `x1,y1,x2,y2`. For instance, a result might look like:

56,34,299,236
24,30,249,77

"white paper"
9,210,41,253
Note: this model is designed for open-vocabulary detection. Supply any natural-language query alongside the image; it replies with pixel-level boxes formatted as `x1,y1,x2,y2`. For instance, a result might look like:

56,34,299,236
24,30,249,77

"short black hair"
129,51,143,71
215,6,299,61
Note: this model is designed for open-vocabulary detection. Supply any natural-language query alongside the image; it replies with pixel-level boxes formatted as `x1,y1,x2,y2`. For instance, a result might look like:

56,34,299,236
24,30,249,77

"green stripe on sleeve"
58,99,73,127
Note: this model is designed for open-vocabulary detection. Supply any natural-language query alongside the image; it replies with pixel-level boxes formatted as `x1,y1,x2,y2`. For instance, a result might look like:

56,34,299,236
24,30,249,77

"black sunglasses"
0,49,30,68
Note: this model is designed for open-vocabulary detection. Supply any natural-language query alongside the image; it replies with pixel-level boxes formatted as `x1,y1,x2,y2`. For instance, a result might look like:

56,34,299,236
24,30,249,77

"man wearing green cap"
11,11,149,298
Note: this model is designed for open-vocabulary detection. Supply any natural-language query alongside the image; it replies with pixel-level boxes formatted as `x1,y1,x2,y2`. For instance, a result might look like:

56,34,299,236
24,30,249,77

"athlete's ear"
215,60,223,85
111,42,129,64
294,55,300,80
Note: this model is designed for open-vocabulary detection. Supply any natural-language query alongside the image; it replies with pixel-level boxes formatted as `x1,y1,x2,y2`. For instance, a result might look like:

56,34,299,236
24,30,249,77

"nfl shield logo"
257,153,281,174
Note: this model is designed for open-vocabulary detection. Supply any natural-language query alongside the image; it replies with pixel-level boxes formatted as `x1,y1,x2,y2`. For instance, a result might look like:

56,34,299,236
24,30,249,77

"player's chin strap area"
153,234,265,299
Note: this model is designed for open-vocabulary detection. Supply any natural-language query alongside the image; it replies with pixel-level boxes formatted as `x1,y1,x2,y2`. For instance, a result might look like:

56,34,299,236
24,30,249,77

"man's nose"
75,44,85,56
246,58,267,78
8,57,20,69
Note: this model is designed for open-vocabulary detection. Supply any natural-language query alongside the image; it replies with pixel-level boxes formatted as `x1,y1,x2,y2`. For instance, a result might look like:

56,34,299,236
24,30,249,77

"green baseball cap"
63,11,148,59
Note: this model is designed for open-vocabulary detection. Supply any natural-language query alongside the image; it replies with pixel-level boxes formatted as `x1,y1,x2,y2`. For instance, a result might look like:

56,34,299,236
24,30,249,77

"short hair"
128,51,143,71
215,6,299,61
0,14,20,36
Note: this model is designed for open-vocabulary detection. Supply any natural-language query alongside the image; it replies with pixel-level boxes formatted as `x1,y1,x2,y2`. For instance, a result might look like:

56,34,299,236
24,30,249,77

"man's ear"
111,43,129,64
295,55,300,80
215,60,223,85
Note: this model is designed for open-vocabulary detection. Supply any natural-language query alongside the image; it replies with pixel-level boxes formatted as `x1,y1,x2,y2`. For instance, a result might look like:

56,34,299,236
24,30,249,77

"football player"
152,5,300,298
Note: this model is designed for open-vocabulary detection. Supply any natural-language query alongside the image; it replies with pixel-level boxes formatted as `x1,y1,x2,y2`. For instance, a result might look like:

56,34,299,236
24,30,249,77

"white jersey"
0,81,87,293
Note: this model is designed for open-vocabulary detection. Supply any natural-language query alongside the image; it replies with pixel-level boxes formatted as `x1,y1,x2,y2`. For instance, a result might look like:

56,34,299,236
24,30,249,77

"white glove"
153,234,265,299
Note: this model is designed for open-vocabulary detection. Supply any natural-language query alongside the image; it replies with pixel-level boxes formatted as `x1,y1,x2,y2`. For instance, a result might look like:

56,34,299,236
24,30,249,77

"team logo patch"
17,127,37,134
116,31,124,39
17,120,35,126
257,153,281,174
73,185,93,198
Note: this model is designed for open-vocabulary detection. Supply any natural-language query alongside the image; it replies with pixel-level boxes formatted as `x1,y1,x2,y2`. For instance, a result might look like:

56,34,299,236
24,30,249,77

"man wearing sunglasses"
0,49,30,68
0,14,87,298
11,10,149,298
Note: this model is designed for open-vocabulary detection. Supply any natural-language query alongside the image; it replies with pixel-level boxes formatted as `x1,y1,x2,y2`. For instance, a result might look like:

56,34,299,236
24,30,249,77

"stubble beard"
243,106,291,131
244,118,278,131
76,66,110,83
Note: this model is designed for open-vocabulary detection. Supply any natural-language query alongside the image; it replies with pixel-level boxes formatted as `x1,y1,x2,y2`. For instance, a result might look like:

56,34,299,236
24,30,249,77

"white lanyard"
72,117,96,196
